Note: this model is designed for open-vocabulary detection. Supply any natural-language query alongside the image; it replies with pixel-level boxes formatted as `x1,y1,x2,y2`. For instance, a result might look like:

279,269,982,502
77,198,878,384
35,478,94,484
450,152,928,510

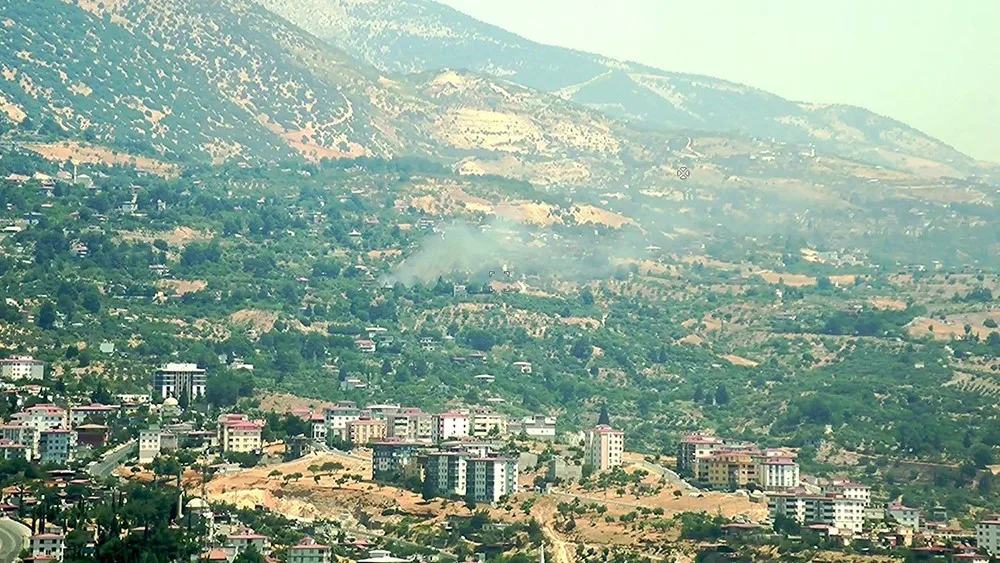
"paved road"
89,440,136,478
633,459,698,491
0,518,30,563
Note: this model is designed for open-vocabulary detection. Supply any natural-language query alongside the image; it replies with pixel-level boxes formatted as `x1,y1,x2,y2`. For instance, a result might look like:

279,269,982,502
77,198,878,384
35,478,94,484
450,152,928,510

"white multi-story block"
823,480,871,506
139,427,162,464
218,414,263,453
768,493,865,535
30,533,64,561
887,504,921,530
432,412,469,443
756,457,800,491
584,425,624,472
1,356,44,381
38,429,76,465
323,404,360,439
424,452,468,497
977,518,1000,555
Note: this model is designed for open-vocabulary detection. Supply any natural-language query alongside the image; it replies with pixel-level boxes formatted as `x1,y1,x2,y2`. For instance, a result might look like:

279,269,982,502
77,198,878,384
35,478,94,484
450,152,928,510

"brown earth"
155,279,207,296
24,141,179,177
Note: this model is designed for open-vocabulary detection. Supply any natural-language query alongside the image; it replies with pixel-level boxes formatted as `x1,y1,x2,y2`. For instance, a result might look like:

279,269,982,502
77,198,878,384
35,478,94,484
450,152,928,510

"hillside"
253,0,982,177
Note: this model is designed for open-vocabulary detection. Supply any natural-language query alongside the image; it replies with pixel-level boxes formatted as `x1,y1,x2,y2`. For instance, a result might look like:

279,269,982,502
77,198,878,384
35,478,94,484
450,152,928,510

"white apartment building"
583,425,624,472
756,457,800,491
519,414,557,440
153,363,206,400
30,533,65,561
139,427,162,464
432,412,469,443
323,404,361,439
470,409,507,439
0,356,44,380
887,504,921,530
226,533,270,559
0,438,28,460
12,404,67,432
386,408,432,442
822,480,871,506
218,415,263,453
977,518,1000,555
768,493,866,535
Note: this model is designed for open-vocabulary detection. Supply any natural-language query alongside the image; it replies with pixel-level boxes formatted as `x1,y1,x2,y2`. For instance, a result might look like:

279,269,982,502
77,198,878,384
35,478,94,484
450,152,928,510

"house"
977,518,1000,555
347,417,387,445
431,412,469,443
0,356,44,380
217,414,263,453
512,361,533,374
466,456,518,504
153,363,206,400
513,414,557,440
37,429,76,465
355,339,376,354
583,425,624,472
30,533,64,561
225,532,270,558
287,537,331,563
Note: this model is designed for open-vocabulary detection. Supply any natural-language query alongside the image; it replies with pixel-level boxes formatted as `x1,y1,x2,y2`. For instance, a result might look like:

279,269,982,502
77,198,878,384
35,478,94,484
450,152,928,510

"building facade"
470,409,507,439
37,429,76,465
583,425,624,472
372,441,422,480
218,415,263,453
756,457,800,491
153,363,206,400
976,519,1000,555
0,356,44,380
139,427,162,464
424,452,468,497
347,417,387,445
768,492,866,535
466,456,518,504
677,434,726,475
287,537,331,563
431,412,469,443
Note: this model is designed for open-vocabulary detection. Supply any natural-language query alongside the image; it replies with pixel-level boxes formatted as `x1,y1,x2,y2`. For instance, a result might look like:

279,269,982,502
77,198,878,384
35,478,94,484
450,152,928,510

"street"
0,518,29,563
88,440,137,478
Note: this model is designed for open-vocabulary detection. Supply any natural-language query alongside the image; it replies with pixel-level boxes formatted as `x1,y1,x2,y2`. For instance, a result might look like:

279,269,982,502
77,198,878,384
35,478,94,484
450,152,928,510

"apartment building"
976,518,1000,555
677,434,726,474
822,480,871,506
323,404,361,440
38,429,76,465
756,457,800,492
583,425,624,472
139,427,163,464
385,408,432,442
153,363,206,400
30,533,64,561
0,424,34,458
887,504,921,530
287,537,331,563
697,450,757,489
431,412,469,443
226,533,270,559
12,404,67,432
470,409,507,439
768,492,866,535
424,451,468,497
69,403,119,427
348,417,387,445
0,356,44,380
516,414,557,440
218,414,263,453
466,456,518,504
372,440,422,480
0,438,28,460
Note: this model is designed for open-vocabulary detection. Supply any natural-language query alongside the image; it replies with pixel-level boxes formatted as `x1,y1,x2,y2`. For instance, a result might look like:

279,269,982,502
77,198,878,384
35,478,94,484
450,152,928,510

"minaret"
540,543,545,563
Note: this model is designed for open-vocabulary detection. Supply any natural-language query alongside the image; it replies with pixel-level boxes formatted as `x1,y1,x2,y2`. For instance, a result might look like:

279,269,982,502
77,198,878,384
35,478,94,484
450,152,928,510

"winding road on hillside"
0,518,30,563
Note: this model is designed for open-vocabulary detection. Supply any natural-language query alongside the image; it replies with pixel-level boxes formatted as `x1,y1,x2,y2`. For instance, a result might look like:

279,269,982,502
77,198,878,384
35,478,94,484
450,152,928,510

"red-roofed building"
218,415,263,453
69,404,119,427
584,424,624,472
288,537,331,563
0,438,28,460
30,533,64,560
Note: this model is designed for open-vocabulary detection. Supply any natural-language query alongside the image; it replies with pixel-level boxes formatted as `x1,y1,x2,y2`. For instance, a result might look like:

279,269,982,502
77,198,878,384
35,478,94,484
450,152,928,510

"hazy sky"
440,0,998,163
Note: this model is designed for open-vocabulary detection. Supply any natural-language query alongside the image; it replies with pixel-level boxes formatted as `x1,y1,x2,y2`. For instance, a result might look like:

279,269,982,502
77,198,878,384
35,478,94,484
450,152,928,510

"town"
0,354,998,562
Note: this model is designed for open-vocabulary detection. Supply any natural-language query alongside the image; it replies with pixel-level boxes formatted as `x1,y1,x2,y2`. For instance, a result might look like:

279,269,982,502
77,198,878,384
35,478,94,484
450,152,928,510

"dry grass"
25,141,179,177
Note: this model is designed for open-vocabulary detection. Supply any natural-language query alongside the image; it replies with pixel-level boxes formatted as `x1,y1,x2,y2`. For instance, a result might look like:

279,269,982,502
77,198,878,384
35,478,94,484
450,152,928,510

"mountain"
253,0,981,176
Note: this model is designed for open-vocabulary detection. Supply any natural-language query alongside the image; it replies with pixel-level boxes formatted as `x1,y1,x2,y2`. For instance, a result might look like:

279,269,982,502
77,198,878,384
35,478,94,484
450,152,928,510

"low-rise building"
69,403,119,427
768,492,865,535
225,532,270,559
515,414,557,440
1,356,44,381
470,409,507,439
466,456,518,504
583,425,624,472
75,424,108,449
287,537,331,563
30,533,64,561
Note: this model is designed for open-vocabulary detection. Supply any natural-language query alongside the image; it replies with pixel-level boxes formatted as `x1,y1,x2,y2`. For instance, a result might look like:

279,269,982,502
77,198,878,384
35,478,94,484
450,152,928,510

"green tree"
714,385,730,406
37,301,56,329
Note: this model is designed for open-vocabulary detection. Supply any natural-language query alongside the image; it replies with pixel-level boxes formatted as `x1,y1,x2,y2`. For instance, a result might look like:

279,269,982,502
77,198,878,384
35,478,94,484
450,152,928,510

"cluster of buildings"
140,414,262,464
677,433,800,492
0,402,124,465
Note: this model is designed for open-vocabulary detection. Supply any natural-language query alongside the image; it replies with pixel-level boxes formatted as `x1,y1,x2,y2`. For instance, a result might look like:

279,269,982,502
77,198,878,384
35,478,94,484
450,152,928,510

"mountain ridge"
251,0,981,175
